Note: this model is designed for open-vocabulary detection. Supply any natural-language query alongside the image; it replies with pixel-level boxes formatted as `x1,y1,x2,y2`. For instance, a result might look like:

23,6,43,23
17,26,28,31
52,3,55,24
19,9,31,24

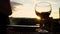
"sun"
36,16,41,20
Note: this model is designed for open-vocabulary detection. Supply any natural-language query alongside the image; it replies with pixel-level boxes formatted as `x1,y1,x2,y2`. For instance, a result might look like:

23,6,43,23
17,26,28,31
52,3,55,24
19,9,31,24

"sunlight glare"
36,16,41,20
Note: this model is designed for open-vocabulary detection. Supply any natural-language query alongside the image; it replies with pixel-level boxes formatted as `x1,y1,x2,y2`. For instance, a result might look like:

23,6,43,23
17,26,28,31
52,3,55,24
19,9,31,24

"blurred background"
7,0,60,34
8,0,60,25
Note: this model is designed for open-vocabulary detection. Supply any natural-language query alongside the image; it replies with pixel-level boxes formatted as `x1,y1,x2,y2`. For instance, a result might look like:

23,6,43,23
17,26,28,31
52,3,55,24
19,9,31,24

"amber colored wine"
35,11,51,18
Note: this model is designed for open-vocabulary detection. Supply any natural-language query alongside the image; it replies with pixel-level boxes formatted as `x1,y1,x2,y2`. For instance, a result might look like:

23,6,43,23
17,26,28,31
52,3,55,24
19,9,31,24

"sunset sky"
10,0,60,19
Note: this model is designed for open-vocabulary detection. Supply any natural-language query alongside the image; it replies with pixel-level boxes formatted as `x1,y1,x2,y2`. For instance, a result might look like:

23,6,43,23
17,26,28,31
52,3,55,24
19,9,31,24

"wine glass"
35,2,52,33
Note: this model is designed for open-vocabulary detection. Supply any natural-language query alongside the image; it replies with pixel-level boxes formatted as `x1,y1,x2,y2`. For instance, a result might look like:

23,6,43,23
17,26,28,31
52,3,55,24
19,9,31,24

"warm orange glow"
36,16,41,20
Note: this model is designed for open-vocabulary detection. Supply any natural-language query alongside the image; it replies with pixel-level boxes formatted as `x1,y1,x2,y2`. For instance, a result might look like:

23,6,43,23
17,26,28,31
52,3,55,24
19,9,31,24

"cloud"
10,1,23,11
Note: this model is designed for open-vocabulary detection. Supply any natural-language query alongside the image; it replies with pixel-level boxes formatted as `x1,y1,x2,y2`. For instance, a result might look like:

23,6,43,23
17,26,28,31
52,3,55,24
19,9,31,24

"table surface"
7,25,40,27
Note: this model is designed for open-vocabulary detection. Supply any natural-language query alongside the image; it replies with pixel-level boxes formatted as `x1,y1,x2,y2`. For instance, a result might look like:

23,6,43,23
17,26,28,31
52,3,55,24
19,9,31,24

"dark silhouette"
0,0,12,34
35,11,51,18
7,18,60,34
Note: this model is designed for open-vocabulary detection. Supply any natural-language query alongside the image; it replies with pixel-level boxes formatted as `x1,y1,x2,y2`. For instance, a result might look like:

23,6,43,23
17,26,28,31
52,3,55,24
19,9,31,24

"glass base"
38,29,48,33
